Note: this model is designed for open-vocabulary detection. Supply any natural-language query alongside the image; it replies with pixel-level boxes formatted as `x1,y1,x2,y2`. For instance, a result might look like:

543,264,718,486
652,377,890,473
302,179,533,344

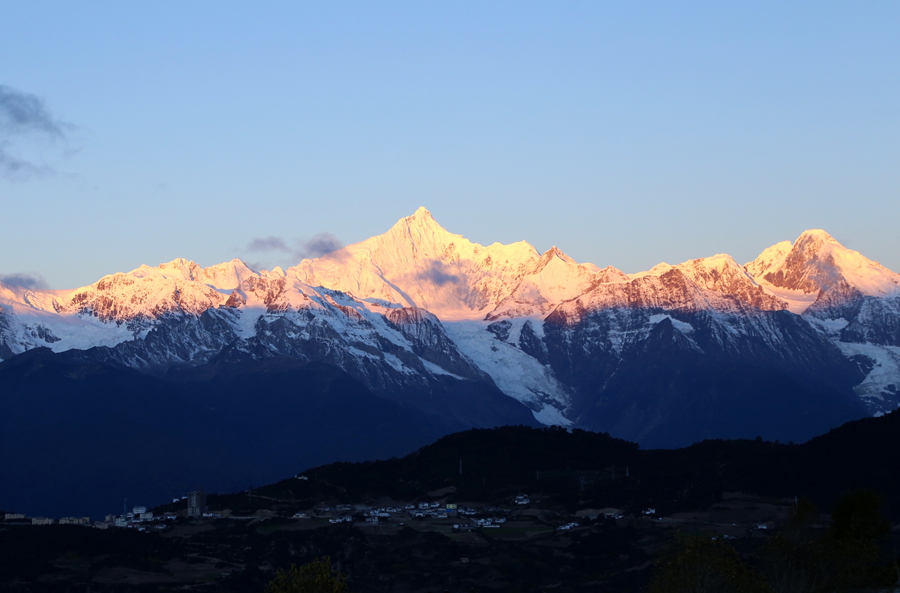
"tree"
829,489,890,543
265,557,349,593
647,533,770,593
758,498,823,593
824,490,893,592
759,491,894,593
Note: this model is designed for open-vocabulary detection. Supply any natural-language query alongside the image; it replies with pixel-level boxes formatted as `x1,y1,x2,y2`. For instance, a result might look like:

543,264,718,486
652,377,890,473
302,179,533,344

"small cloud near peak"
421,260,461,286
242,232,344,266
0,272,49,290
247,236,291,253
303,233,343,258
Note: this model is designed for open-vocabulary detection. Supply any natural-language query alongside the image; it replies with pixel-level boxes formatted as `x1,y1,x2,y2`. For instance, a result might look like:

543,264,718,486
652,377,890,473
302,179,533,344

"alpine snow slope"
2,207,899,450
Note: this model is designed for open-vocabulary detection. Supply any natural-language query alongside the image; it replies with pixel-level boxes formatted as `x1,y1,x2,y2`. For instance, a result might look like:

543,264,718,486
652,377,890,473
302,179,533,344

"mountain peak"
159,257,201,269
794,229,840,251
748,230,900,302
126,258,203,282
539,246,573,264
411,206,433,219
384,206,450,242
745,240,793,278
400,206,438,230
288,208,540,319
797,228,836,241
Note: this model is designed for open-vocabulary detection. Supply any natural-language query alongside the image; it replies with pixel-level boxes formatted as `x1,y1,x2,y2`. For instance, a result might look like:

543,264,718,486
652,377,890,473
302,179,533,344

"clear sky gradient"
1,2,898,289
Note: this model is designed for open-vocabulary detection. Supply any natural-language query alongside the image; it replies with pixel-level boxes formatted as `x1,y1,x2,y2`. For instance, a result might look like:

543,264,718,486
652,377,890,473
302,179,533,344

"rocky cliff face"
1,209,899,447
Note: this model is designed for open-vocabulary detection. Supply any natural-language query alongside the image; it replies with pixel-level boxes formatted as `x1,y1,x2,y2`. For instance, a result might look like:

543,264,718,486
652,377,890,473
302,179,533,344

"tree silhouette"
759,490,894,593
265,557,349,593
829,489,890,542
647,534,769,593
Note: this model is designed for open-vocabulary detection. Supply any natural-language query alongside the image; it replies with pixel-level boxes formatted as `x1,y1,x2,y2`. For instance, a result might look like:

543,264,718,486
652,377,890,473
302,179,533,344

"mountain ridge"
3,209,895,327
1,208,899,447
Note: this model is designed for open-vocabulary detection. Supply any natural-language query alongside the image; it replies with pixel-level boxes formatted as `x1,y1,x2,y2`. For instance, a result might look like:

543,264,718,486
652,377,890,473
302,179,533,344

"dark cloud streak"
422,261,461,286
0,84,73,181
0,148,50,178
0,272,49,290
243,232,344,264
302,233,343,258
0,85,68,137
247,236,291,253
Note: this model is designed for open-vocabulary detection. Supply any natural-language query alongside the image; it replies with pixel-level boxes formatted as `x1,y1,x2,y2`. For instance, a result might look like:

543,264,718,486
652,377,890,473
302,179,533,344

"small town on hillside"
1,490,210,531
1,476,779,538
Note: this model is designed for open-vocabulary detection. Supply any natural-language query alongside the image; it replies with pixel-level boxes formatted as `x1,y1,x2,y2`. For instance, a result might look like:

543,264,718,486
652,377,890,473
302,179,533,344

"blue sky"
1,2,898,289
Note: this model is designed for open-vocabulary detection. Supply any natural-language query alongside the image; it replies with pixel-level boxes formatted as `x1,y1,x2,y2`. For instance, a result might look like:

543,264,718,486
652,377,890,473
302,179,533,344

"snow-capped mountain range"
2,207,899,447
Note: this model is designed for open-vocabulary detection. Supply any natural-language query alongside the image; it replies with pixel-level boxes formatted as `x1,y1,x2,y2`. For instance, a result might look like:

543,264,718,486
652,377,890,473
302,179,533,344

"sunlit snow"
3,209,900,426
